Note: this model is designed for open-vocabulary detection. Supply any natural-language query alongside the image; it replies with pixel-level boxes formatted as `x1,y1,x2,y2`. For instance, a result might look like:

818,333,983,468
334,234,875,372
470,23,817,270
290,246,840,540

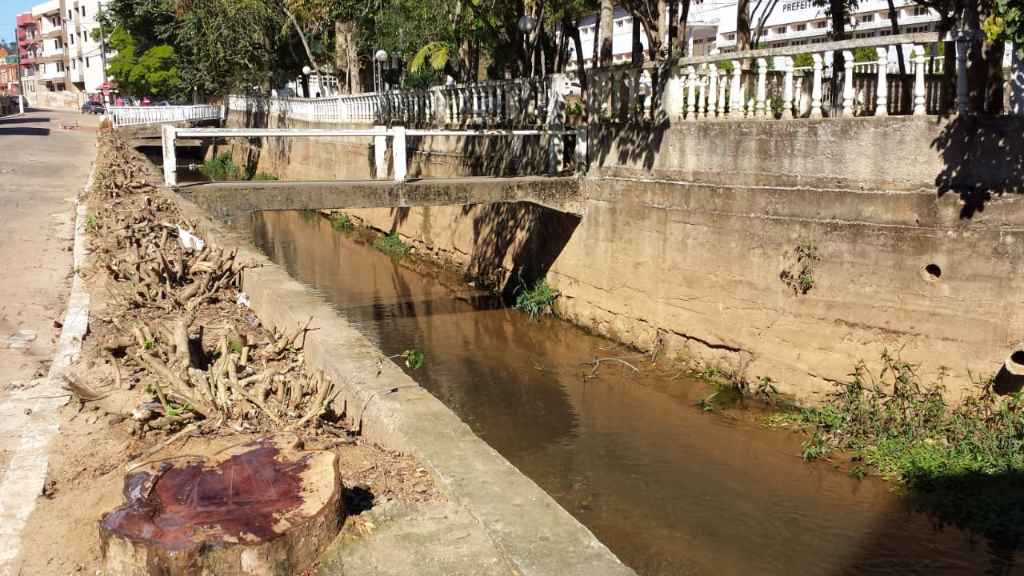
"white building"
32,0,67,91
569,0,944,66
63,0,112,94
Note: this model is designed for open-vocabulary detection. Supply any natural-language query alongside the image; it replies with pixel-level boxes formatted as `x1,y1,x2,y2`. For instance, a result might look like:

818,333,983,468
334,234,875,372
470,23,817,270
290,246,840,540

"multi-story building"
16,11,41,98
570,1,944,66
33,0,68,92
15,0,114,106
64,0,111,93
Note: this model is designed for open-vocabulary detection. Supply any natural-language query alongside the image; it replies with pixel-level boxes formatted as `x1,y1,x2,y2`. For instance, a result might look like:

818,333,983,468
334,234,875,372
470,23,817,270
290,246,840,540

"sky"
0,0,42,47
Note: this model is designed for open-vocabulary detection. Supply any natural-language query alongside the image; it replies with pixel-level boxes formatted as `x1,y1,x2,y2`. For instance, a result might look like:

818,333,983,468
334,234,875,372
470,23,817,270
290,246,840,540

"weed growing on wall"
373,232,411,259
514,275,557,319
780,241,820,295
201,153,244,181
330,214,354,232
791,351,1024,548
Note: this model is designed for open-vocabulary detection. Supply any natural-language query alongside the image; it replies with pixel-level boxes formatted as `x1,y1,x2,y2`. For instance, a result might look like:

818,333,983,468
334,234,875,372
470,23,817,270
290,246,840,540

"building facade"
570,0,944,66
15,0,113,106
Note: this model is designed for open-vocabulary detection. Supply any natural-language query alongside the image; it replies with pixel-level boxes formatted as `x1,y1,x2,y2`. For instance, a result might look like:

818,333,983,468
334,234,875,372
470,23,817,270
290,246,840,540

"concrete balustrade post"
955,36,969,114
392,126,407,182
811,53,824,119
373,126,387,180
718,69,729,118
161,125,177,187
755,58,768,118
1012,48,1024,116
875,47,889,116
575,126,588,174
842,50,855,117
915,45,928,115
698,68,708,118
663,64,686,122
729,61,742,118
782,56,794,119
686,66,697,120
548,74,568,173
708,64,718,118
794,76,804,117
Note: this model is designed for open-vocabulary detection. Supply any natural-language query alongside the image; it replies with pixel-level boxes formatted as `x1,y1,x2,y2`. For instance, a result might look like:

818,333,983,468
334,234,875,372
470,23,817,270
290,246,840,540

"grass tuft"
331,213,354,232
200,153,244,181
373,232,411,259
513,276,557,319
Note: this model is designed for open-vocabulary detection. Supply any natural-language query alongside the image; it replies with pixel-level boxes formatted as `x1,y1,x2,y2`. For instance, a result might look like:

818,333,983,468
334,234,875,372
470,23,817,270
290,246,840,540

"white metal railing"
160,125,583,187
109,105,223,128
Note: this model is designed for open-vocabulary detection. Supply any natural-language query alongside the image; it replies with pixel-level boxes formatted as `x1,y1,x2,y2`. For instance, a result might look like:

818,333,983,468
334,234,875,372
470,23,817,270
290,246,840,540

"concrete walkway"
0,109,98,574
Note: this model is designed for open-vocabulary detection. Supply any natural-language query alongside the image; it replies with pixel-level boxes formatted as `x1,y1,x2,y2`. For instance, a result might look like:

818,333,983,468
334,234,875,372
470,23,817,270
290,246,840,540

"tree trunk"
100,439,342,576
829,0,846,114
984,38,1005,114
282,5,319,76
567,17,588,95
678,0,691,55
335,20,361,94
632,17,643,64
737,0,751,52
884,0,906,75
658,0,669,58
599,0,615,67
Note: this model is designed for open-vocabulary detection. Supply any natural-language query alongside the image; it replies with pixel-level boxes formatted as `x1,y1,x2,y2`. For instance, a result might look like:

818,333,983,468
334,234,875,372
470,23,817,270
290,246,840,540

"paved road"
0,109,99,573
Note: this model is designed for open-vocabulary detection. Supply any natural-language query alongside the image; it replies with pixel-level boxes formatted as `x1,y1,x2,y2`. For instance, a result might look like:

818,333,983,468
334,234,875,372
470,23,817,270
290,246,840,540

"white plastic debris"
6,329,37,350
236,291,251,308
177,226,206,252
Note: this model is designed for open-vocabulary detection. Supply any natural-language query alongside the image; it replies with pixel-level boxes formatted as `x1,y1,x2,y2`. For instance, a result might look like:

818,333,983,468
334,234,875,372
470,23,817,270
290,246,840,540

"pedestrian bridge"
109,105,223,128
180,177,582,226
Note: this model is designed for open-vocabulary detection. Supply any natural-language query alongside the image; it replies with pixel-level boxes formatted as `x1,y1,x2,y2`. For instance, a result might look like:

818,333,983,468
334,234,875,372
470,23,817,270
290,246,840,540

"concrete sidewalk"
0,109,99,574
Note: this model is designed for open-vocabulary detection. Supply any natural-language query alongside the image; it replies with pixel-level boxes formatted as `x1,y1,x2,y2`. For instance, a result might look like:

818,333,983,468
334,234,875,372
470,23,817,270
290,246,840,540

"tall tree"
598,0,614,66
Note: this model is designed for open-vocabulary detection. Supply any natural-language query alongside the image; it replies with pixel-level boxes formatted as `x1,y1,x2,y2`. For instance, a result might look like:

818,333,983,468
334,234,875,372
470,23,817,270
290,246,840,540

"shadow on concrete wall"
933,115,1024,219
588,119,670,173
458,202,580,302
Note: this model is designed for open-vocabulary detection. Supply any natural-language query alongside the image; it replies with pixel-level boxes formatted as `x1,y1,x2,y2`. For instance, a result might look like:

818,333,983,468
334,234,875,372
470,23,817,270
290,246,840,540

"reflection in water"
252,211,1019,576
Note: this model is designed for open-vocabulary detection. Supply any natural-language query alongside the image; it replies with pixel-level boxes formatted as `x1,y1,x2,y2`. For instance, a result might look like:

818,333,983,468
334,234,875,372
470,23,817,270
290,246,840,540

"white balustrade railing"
228,77,552,128
109,105,223,128
226,33,1020,127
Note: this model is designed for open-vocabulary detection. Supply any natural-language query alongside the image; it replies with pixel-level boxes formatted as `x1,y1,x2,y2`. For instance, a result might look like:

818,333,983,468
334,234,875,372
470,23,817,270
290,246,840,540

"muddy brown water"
252,210,1019,576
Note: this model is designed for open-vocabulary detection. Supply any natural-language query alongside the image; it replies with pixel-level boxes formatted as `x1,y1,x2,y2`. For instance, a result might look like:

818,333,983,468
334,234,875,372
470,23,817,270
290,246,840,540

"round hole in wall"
1011,350,1024,367
921,263,942,282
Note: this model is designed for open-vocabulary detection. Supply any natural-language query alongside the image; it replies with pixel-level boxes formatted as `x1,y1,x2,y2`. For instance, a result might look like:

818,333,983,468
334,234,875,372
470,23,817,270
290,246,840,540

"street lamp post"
518,15,536,77
373,49,388,93
301,65,312,98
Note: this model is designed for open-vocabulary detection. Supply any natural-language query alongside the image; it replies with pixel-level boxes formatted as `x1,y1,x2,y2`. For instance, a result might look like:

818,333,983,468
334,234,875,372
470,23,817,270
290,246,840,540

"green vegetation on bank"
201,154,278,182
774,351,1024,548
373,232,411,259
513,276,557,319
330,213,355,232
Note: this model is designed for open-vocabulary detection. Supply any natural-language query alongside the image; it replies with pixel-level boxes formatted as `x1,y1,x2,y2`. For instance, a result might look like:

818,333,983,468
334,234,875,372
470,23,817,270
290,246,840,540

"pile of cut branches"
84,130,340,434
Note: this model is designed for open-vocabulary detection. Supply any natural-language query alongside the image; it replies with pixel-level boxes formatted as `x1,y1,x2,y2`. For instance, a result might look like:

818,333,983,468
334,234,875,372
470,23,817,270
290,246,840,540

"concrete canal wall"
220,109,1024,402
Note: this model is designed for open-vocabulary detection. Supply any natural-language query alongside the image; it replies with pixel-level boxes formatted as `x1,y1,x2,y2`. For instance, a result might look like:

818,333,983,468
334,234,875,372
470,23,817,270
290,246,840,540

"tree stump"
99,438,342,575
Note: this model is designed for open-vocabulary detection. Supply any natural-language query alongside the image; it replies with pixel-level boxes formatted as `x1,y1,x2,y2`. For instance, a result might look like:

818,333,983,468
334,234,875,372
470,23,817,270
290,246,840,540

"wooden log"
99,438,342,575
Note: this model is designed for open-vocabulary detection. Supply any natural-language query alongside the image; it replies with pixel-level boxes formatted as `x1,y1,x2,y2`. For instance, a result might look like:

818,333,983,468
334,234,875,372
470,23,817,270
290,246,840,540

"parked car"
81,101,106,114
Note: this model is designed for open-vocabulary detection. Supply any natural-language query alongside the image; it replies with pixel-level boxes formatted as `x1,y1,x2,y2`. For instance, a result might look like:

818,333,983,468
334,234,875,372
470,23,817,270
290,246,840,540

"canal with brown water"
252,210,1020,576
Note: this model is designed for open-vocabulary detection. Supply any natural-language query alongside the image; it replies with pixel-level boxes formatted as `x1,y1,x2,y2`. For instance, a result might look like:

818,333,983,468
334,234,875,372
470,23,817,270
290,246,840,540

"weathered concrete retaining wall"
219,109,551,180
223,111,1024,401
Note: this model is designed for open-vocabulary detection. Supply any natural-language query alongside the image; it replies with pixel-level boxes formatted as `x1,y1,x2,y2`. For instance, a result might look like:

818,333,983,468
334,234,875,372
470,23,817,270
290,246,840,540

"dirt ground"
12,129,441,575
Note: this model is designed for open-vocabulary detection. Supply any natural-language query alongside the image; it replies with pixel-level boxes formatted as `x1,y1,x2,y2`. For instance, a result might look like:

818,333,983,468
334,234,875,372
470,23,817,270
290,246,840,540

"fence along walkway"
230,32,1022,128
109,105,223,128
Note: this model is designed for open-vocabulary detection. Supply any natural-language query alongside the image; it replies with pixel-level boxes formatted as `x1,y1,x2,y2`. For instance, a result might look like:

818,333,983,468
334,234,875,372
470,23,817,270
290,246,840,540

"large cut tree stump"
99,438,342,575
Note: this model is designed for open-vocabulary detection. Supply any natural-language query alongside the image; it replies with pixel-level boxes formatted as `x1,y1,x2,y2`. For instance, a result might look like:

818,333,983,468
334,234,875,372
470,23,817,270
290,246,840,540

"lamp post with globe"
374,49,389,93
301,65,312,98
518,15,536,77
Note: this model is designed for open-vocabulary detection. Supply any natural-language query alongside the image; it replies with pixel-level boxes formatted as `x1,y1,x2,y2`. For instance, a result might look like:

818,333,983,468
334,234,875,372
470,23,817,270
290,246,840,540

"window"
85,57,90,67
70,33,74,44
813,20,827,29
859,14,874,23
724,32,736,41
81,6,86,16
67,9,72,19
913,6,928,16
56,61,64,72
774,26,787,35
793,23,807,31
